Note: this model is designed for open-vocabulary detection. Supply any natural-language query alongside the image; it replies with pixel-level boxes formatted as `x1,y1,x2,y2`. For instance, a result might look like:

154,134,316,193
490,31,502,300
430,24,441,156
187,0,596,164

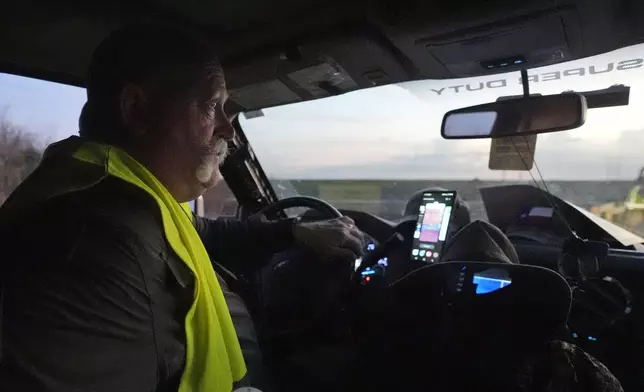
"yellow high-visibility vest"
2,136,247,392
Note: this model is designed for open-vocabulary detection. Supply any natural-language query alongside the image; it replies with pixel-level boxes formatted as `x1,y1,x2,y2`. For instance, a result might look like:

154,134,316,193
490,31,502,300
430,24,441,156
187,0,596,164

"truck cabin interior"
2,1,644,391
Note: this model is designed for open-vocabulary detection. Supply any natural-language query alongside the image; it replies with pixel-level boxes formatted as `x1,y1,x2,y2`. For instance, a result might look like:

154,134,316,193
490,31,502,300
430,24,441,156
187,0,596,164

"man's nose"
215,118,236,141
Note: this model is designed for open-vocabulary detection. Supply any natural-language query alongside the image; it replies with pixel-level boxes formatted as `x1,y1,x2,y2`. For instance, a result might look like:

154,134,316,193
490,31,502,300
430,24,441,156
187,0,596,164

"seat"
358,220,622,391
386,261,572,391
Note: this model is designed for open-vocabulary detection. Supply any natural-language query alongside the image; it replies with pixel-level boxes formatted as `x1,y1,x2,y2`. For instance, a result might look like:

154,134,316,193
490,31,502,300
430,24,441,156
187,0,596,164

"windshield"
241,44,644,236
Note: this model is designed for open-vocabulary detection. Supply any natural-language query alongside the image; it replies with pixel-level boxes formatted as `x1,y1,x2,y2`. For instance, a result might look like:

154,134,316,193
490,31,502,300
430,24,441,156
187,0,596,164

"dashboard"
291,185,644,390
255,188,644,391
275,183,644,390
479,185,643,250
336,206,644,391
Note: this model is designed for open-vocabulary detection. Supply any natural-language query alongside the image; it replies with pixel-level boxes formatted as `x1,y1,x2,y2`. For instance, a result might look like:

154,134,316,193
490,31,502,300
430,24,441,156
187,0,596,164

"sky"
1,43,644,181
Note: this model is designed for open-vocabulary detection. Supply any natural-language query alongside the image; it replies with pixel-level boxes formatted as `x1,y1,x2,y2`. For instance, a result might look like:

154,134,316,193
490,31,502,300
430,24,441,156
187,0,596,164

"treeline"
0,116,43,204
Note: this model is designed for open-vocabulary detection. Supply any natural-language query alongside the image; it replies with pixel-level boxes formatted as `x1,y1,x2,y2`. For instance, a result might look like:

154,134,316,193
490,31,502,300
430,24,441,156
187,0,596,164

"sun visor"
227,60,359,110
286,62,359,98
228,79,301,110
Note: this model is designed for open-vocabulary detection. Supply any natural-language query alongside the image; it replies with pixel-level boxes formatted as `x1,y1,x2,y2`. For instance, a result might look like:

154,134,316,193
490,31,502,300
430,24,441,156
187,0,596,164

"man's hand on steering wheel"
254,196,365,261
293,216,365,261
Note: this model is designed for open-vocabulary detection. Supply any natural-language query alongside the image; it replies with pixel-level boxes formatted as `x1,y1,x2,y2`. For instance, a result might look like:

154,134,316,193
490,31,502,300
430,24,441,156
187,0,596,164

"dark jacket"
0,175,294,392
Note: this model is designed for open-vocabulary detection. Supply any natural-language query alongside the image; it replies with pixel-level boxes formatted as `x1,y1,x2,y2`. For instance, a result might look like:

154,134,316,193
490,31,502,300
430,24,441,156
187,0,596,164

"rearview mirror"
441,94,587,139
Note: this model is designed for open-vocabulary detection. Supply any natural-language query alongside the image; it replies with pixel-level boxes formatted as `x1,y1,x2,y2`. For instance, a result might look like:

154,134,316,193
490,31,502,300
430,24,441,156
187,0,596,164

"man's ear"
119,83,149,136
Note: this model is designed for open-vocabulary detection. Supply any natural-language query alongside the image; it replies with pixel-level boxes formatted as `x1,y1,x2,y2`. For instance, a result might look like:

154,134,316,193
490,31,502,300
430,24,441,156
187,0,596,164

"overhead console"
420,10,581,77
380,2,584,79
223,32,412,111
379,0,643,79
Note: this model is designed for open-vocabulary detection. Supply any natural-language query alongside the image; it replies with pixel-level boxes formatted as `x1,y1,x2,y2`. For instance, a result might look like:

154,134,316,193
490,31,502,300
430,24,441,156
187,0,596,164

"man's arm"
0,209,160,392
194,216,297,270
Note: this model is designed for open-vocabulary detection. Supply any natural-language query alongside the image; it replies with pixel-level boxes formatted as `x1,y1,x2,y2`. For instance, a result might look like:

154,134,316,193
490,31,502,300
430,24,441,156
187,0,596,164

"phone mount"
557,235,607,282
558,235,632,339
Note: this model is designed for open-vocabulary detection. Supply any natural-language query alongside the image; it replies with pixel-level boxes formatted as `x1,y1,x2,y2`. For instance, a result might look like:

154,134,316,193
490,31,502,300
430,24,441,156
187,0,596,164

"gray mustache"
213,138,229,159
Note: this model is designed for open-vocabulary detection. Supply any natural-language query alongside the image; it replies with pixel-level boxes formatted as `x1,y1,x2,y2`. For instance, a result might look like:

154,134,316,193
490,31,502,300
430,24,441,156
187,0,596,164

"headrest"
388,262,572,390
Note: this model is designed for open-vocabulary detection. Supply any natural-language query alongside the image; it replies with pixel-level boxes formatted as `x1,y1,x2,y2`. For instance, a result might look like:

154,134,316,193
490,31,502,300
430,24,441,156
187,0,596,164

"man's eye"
202,101,218,118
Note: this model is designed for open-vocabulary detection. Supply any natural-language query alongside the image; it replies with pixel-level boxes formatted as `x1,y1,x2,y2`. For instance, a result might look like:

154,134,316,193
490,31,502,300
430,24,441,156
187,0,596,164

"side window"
0,73,240,216
0,116,44,204
0,73,84,204
201,180,239,218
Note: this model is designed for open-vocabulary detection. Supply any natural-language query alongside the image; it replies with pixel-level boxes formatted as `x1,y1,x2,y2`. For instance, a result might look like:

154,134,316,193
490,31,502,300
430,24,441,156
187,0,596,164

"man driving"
0,25,363,392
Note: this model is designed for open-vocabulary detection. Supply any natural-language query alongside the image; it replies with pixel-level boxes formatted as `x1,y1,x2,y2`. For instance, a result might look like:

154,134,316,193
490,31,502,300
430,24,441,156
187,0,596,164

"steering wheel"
255,196,343,219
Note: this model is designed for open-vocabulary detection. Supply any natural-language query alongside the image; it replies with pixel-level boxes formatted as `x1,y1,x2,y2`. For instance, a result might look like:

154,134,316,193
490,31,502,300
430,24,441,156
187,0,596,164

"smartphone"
410,190,457,263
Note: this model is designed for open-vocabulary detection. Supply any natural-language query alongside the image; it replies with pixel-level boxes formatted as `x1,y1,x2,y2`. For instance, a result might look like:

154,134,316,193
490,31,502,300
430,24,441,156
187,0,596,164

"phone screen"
410,190,457,262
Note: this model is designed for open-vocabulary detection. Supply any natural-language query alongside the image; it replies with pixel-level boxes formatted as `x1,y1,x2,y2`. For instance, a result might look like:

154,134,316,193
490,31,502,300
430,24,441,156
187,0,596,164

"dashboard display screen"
472,274,512,294
410,190,456,262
